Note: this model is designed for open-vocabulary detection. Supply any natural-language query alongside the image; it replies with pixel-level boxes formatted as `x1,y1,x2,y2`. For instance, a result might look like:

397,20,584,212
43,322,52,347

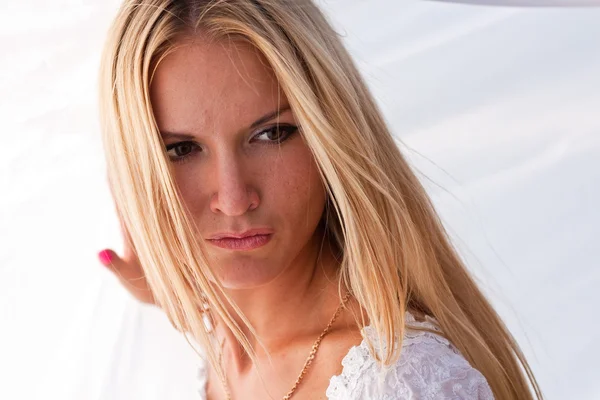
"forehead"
150,37,285,134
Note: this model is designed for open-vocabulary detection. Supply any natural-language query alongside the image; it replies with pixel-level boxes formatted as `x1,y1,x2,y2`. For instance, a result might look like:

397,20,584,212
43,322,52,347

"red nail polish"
98,250,112,265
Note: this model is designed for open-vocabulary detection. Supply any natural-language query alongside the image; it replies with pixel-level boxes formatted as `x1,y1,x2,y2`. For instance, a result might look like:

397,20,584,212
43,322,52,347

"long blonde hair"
98,1,543,398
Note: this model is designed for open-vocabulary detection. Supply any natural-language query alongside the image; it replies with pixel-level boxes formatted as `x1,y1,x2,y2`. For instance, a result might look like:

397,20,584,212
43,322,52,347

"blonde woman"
96,1,543,399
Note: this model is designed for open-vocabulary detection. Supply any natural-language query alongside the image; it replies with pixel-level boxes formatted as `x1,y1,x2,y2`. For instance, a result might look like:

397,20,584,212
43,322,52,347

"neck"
211,232,349,374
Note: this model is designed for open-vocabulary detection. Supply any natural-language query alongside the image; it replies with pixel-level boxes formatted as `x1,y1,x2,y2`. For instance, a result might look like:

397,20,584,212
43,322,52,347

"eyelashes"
164,124,298,164
252,124,298,144
165,141,199,163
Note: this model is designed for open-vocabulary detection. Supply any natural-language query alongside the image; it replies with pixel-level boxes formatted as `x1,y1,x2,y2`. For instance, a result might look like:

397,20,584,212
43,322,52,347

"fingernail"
98,250,112,265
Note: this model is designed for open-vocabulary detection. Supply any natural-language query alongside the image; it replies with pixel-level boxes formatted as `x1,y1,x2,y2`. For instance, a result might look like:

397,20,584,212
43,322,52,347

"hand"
98,185,157,306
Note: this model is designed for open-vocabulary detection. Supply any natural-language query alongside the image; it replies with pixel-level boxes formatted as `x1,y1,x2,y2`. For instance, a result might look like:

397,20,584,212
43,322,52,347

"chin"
210,258,283,289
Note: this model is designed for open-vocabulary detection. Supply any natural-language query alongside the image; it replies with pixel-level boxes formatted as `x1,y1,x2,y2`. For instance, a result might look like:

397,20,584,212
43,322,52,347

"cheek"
171,168,207,218
263,144,326,225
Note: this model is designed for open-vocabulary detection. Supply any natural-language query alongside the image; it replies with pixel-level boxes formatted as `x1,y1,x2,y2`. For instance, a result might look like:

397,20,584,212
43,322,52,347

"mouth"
207,231,273,251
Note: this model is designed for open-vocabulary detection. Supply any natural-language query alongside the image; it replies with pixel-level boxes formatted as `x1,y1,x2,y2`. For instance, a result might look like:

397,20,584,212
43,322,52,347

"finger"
116,212,137,263
98,249,156,305
98,249,141,283
105,176,137,264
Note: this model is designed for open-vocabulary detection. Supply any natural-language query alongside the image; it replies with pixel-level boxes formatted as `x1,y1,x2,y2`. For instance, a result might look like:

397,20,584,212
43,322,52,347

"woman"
96,0,543,399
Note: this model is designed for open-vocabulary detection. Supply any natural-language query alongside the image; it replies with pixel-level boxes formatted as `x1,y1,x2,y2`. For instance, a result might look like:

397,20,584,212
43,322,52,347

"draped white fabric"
1,1,598,399
433,0,600,6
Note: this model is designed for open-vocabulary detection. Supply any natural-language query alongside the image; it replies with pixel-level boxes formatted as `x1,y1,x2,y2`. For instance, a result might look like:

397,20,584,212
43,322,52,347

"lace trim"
324,311,443,397
325,312,494,399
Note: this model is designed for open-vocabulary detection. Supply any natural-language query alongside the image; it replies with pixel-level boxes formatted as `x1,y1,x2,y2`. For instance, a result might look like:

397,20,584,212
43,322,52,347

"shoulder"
326,312,495,400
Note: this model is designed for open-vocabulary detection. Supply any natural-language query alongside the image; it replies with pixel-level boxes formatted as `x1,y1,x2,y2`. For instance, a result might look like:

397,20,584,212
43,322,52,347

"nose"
209,156,260,216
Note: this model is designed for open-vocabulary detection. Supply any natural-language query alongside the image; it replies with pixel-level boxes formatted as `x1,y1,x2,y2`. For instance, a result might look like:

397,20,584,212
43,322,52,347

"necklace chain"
216,291,352,400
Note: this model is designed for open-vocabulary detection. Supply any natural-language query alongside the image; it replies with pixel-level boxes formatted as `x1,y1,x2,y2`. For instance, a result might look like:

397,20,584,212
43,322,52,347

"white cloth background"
1,1,598,399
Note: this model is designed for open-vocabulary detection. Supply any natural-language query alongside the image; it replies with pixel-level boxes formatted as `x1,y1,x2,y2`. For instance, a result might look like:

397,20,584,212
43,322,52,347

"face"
150,37,327,289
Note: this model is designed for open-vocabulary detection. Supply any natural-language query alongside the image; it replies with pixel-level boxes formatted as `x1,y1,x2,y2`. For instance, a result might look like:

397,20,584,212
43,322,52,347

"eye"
165,141,201,163
252,124,298,144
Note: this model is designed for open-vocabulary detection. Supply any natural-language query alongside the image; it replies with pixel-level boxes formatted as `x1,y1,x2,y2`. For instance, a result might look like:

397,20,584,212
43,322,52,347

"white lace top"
196,312,494,399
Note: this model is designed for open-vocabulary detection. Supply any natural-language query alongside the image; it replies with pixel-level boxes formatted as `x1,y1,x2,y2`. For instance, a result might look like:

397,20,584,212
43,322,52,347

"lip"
208,228,274,240
207,228,274,251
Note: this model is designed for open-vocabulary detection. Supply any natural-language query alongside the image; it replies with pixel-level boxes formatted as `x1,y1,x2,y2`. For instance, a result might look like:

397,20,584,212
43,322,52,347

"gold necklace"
216,291,352,400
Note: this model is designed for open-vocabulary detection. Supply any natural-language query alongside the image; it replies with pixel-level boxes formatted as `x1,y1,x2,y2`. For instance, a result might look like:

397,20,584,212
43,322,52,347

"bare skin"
99,36,365,399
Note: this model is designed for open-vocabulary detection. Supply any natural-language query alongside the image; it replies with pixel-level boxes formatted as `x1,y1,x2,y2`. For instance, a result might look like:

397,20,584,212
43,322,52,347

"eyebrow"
249,104,291,129
160,104,292,141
